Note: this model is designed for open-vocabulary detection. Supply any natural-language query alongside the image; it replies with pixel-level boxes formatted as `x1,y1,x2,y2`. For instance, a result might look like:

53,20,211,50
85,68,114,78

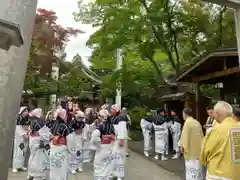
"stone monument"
0,0,38,179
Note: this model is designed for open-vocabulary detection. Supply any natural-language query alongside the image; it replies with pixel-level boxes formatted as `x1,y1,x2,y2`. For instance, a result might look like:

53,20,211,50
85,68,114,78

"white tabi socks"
144,151,150,157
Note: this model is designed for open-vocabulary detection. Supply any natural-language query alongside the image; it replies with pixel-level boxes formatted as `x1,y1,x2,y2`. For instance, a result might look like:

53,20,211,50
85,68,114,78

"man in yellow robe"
180,108,204,180
201,101,240,180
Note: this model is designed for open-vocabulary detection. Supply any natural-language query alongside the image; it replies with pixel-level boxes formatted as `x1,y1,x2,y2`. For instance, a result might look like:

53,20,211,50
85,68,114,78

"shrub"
129,130,143,141
128,106,147,130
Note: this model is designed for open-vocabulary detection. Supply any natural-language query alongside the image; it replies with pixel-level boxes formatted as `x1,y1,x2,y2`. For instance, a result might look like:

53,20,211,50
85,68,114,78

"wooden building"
160,92,211,125
176,48,239,123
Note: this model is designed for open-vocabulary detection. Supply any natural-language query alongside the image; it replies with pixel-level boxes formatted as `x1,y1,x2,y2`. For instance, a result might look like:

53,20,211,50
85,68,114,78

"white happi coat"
82,123,96,163
50,133,76,180
91,129,115,179
28,126,51,179
68,131,84,172
13,125,28,169
153,122,168,154
170,121,181,153
112,121,128,178
140,118,153,152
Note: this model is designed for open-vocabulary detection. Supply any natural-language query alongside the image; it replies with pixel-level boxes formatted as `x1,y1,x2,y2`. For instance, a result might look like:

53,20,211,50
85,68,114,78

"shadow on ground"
129,140,185,179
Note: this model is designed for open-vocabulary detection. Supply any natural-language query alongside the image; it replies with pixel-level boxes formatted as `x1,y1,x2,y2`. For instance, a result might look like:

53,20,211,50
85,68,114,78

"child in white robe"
140,112,153,157
170,110,181,159
153,109,168,161
68,110,85,174
12,106,29,173
91,109,115,179
27,108,51,180
49,108,76,180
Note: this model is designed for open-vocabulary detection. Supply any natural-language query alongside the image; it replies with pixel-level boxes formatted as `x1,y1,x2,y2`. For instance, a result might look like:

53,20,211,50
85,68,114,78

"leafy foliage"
73,0,236,109
128,106,147,130
74,0,235,77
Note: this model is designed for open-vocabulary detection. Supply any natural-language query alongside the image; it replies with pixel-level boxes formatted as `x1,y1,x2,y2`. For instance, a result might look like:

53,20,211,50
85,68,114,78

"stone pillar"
0,0,37,179
235,8,240,65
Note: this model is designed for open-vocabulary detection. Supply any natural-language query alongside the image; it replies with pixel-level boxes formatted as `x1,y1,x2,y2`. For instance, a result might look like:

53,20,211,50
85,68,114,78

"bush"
129,130,143,141
128,106,147,130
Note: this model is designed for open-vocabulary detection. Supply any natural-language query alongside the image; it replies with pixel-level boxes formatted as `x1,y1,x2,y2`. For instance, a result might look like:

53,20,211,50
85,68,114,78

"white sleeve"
90,129,101,144
140,119,145,129
66,132,76,152
15,125,27,137
82,124,90,140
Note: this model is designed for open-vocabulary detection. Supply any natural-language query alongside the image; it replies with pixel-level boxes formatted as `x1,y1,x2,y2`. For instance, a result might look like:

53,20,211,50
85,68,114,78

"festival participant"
165,110,172,155
94,112,103,126
68,110,85,174
45,111,55,130
201,101,240,180
121,107,131,157
97,109,110,124
110,104,128,180
82,108,97,163
170,109,181,159
140,112,154,157
91,109,114,179
180,108,203,180
233,107,240,125
49,108,76,180
12,106,29,173
153,109,168,160
66,101,74,124
27,108,51,180
85,108,95,124
203,106,218,135
101,103,109,111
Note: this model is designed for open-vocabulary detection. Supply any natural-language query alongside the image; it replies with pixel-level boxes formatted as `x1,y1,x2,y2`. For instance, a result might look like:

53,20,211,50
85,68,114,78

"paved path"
129,141,185,178
8,151,183,180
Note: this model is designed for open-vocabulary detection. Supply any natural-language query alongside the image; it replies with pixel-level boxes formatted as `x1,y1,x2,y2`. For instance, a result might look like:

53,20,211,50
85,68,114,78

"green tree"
73,0,236,111
74,0,235,77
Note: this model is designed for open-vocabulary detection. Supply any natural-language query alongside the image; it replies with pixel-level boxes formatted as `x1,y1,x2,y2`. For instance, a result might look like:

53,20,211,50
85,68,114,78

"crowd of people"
141,101,240,180
11,100,240,180
140,109,182,160
12,103,131,180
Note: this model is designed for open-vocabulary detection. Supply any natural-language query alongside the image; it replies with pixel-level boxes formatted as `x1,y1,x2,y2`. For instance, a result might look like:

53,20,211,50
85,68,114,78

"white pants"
142,130,152,152
185,159,203,180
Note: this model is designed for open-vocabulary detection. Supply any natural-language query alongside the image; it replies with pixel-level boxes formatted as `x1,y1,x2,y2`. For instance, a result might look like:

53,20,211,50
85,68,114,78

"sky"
37,0,96,66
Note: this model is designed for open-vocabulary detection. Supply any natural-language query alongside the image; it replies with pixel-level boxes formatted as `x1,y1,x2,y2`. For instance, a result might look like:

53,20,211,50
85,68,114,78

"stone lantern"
0,18,23,50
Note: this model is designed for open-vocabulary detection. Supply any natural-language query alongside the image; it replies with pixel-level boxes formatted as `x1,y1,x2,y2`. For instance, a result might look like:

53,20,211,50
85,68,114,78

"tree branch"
165,1,180,74
218,6,227,48
138,0,177,72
